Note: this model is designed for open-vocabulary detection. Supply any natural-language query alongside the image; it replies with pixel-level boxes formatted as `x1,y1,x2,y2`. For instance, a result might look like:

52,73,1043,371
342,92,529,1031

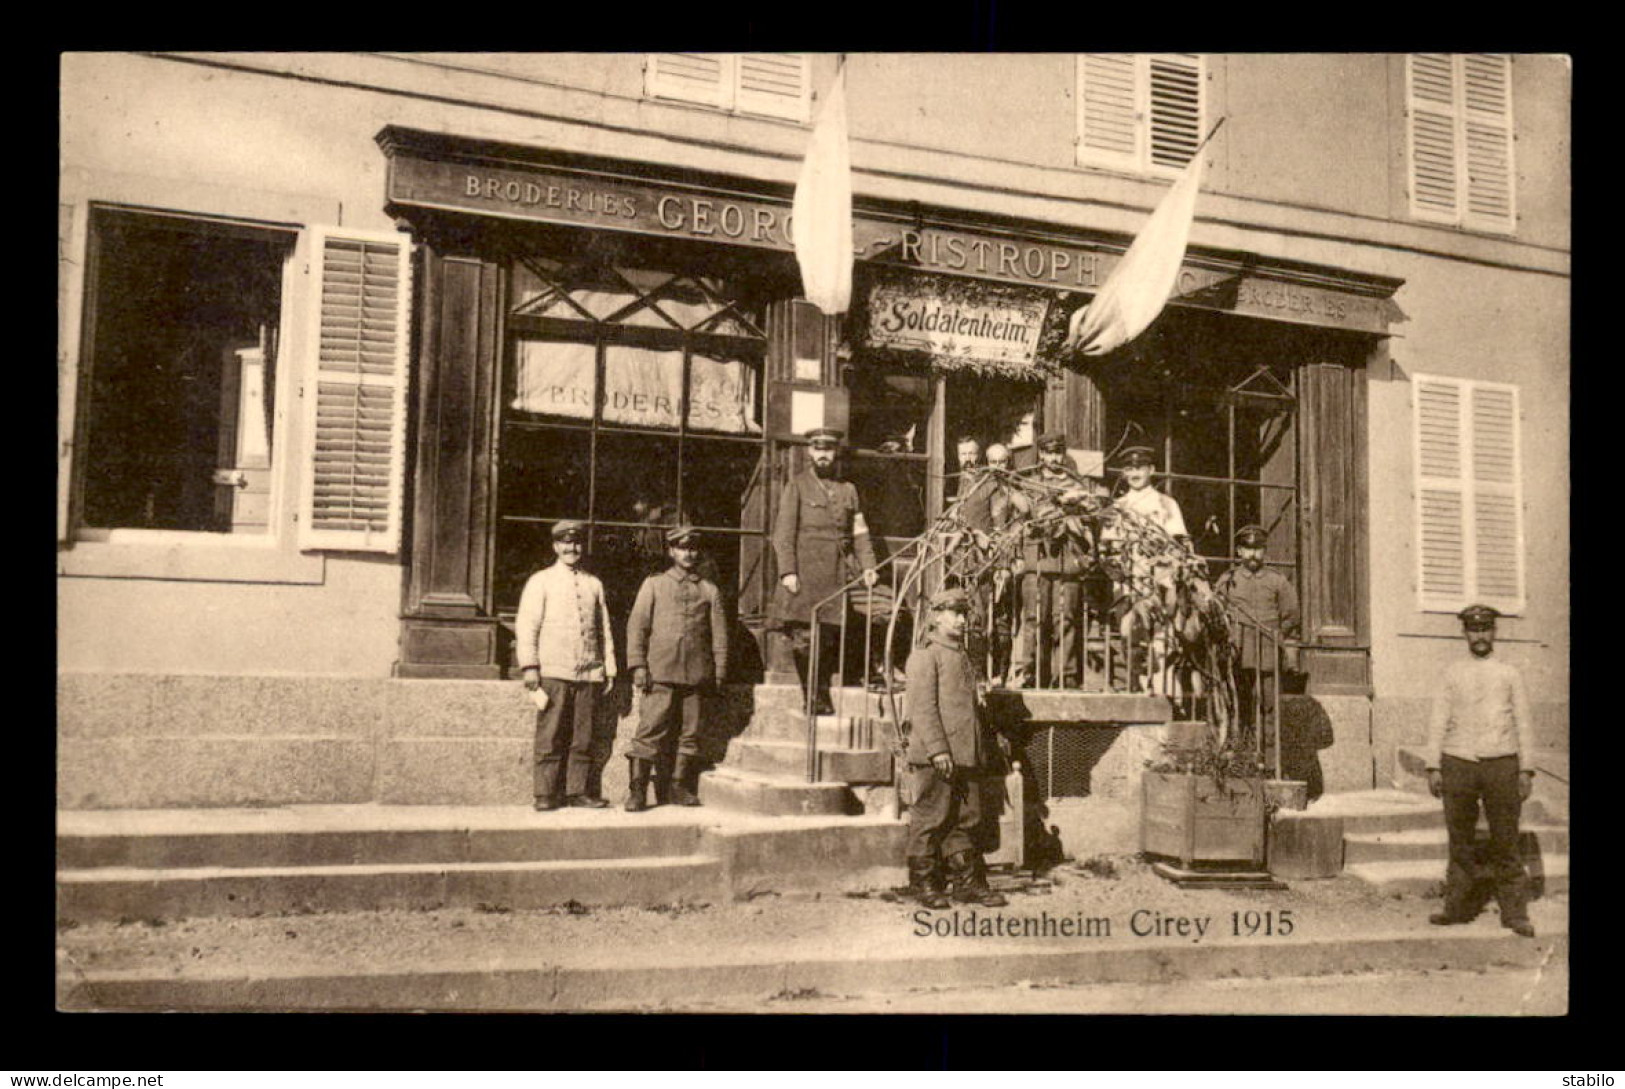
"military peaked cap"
551,520,586,542
1235,524,1268,547
665,525,701,546
1458,603,1500,628
1036,431,1068,451
1117,445,1157,467
806,427,844,446
928,587,972,613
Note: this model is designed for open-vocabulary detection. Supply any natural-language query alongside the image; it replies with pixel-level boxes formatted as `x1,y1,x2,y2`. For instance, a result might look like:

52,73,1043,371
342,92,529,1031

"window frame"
1075,53,1206,179
67,203,304,551
1411,372,1527,616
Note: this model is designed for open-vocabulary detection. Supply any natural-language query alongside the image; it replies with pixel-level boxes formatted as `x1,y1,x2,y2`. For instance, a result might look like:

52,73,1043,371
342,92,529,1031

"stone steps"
1342,855,1569,898
1343,825,1569,864
58,855,725,922
697,766,857,817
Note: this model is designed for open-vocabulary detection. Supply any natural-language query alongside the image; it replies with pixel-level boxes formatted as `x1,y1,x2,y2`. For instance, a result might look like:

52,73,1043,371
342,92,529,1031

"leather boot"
624,757,652,813
672,755,702,807
947,850,1008,907
906,857,951,909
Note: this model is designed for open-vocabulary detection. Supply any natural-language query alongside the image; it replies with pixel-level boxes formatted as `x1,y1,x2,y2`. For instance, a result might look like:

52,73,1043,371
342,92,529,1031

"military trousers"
1233,668,1280,748
629,682,705,763
1013,574,1082,687
535,678,600,801
1440,753,1530,924
906,764,984,861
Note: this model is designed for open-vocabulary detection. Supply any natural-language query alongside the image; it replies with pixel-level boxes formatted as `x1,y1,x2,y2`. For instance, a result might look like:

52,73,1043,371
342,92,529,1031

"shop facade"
58,53,1569,808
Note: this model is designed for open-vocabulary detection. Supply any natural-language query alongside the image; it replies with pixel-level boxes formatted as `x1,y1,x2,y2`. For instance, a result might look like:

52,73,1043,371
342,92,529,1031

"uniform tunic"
904,630,989,861
626,566,729,763
770,468,878,627
1216,564,1301,670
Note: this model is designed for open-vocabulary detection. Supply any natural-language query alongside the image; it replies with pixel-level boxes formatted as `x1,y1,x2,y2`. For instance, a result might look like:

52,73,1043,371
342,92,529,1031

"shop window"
1076,54,1204,177
846,366,933,548
644,53,811,123
69,209,414,554
75,209,293,536
497,251,769,637
1406,54,1516,234
1412,374,1525,614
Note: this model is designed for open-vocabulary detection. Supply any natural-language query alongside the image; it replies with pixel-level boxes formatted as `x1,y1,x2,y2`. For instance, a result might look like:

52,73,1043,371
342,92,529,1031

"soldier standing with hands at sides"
903,588,1008,910
1425,604,1537,938
516,521,617,811
768,427,878,713
624,526,729,812
1215,525,1301,743
1110,446,1189,692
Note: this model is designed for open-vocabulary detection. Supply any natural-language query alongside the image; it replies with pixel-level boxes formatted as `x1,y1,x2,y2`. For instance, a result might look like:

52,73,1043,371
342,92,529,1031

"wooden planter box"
1140,771,1266,867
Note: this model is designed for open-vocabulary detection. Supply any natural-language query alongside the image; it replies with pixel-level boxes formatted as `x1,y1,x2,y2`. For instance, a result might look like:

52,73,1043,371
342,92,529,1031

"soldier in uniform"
1110,446,1189,692
982,443,1019,684
624,526,729,812
1425,604,1537,938
1008,432,1103,688
768,428,879,712
903,588,1008,909
1215,524,1301,747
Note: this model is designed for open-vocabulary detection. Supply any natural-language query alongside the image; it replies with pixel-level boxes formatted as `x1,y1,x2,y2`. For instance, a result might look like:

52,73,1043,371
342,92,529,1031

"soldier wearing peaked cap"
1216,524,1302,750
1424,603,1537,938
1108,445,1189,693
515,520,617,811
624,526,729,811
767,428,879,711
900,587,1007,910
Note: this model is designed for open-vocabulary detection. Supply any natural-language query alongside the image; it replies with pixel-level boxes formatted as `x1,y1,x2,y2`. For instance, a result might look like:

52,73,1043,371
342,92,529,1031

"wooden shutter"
298,226,412,553
1146,54,1203,171
1408,54,1516,232
1462,54,1516,232
1413,374,1524,613
646,53,734,109
736,53,809,122
1078,53,1141,169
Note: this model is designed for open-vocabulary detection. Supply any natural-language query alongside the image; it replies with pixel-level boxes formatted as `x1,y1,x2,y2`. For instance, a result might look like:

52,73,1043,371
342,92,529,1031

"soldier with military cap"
768,428,879,710
1216,524,1302,744
901,587,1008,909
1424,603,1537,937
1007,431,1105,688
1108,445,1189,692
515,520,618,811
624,526,729,811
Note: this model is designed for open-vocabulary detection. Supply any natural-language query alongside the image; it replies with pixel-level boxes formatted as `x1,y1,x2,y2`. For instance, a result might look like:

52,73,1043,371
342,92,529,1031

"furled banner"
513,340,759,434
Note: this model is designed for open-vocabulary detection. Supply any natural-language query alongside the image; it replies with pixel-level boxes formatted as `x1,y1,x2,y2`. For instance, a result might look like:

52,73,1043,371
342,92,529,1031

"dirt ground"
55,853,1568,984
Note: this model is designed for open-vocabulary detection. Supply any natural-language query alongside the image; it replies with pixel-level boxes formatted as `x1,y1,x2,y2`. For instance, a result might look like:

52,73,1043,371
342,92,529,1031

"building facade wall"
59,51,1569,756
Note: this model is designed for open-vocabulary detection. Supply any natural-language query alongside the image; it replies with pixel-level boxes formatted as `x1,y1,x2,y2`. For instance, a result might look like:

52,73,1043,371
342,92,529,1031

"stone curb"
58,926,1567,1012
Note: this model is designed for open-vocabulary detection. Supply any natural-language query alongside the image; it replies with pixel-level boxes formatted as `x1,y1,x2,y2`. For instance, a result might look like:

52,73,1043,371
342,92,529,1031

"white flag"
1068,147,1207,356
791,63,853,316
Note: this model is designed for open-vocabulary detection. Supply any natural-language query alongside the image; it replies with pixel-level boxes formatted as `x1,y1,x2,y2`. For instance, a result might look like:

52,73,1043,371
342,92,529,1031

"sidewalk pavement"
57,844,1567,1013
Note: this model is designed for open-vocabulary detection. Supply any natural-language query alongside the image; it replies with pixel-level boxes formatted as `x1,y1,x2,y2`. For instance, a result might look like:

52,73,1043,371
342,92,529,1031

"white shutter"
298,226,413,554
1468,382,1525,610
1413,374,1525,614
1078,53,1141,169
646,53,734,109
1146,53,1203,171
1462,54,1516,232
736,53,809,122
1407,53,1461,223
1414,375,1468,609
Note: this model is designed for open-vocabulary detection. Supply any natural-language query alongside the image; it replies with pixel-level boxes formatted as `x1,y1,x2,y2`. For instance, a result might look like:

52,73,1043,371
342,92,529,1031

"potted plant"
1141,728,1269,869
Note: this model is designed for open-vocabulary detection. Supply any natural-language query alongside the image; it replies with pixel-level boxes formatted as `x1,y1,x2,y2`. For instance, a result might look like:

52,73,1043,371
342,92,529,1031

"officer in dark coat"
1216,525,1302,744
768,428,878,709
903,588,1008,909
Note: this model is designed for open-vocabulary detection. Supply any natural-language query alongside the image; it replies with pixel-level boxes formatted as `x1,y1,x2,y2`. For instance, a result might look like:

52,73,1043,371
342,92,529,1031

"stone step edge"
58,929,1568,1011
1343,825,1569,844
58,855,720,885
1344,855,1570,877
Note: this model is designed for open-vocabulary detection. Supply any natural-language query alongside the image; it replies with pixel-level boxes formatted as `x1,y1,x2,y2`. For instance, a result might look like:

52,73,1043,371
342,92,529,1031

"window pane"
683,439,765,531
494,519,556,615
848,369,932,453
687,352,762,435
594,432,680,524
82,211,288,533
603,344,684,429
1234,400,1295,484
499,427,591,521
1162,478,1226,558
512,337,596,421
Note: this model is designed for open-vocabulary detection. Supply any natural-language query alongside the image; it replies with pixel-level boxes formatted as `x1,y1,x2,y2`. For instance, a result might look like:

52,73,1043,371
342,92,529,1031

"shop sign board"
865,281,1049,368
384,142,1396,337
